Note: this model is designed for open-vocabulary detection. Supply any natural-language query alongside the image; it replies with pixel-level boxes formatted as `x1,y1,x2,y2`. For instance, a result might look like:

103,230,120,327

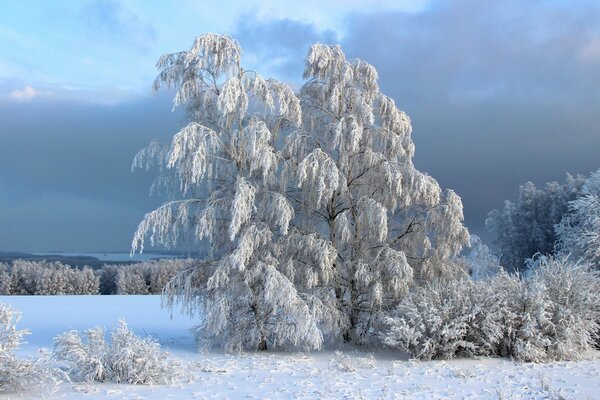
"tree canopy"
133,33,469,350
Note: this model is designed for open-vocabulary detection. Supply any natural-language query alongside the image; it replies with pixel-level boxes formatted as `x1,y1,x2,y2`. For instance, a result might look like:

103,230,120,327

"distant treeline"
0,251,201,269
0,259,197,295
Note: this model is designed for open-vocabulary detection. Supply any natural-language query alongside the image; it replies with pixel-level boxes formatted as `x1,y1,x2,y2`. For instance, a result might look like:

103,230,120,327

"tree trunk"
250,301,268,351
258,337,267,351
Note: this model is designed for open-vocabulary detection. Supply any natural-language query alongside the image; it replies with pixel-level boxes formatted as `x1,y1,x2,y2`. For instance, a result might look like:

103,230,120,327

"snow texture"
1,295,599,399
132,33,470,350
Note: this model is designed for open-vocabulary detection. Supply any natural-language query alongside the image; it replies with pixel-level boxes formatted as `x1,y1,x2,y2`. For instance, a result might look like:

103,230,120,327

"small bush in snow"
383,278,503,360
329,351,375,372
53,320,190,384
530,256,600,358
383,257,600,362
0,303,49,391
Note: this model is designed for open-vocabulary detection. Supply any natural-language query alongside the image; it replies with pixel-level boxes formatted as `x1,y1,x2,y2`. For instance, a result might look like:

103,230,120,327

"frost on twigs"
53,320,192,385
329,351,375,372
0,303,55,392
383,257,600,362
134,33,470,350
556,168,600,268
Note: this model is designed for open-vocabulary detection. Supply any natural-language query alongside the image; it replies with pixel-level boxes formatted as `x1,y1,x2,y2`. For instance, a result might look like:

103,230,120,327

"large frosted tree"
133,34,469,350
280,44,470,342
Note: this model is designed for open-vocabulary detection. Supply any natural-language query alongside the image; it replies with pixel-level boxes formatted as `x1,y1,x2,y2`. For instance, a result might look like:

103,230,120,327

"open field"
1,295,599,399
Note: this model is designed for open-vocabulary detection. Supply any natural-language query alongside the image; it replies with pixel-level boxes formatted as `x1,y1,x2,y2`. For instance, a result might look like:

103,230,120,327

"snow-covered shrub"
530,256,600,358
382,278,503,360
329,351,375,372
0,303,48,391
52,327,110,382
492,272,553,362
53,320,190,384
109,320,187,384
384,257,600,362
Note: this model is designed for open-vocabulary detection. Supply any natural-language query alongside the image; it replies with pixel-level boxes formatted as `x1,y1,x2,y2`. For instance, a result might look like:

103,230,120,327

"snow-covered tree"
115,268,148,295
133,34,321,351
555,168,600,268
486,174,585,273
276,43,470,342
466,235,501,280
133,34,469,349
5,261,99,295
0,264,10,295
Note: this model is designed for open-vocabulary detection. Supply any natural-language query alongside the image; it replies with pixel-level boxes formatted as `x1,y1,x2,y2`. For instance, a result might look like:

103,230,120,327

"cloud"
1,81,138,105
0,93,182,252
9,85,49,101
81,0,158,50
231,0,600,240
580,37,600,64
337,0,600,238
234,13,337,83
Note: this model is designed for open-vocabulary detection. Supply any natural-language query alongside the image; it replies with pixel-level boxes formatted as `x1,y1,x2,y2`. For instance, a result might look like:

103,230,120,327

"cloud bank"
1,0,599,251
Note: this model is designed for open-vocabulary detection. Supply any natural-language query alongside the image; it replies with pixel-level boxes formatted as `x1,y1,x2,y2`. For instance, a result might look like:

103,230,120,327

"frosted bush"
52,327,110,382
383,257,600,362
53,320,191,385
329,351,375,372
0,303,50,391
383,278,503,360
492,272,553,362
530,256,600,359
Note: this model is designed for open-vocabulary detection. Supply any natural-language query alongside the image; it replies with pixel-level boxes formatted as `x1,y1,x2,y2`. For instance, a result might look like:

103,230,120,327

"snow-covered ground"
1,295,599,399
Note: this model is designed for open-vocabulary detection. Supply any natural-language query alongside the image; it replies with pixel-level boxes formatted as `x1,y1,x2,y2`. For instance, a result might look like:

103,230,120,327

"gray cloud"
234,13,337,82
338,0,600,238
2,0,600,252
0,94,181,252
230,1,600,239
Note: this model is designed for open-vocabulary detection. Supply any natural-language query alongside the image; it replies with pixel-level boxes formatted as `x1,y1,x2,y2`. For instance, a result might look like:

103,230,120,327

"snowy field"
1,295,599,400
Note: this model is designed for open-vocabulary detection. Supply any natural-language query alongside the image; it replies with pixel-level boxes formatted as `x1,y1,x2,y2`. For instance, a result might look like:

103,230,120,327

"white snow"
1,295,599,399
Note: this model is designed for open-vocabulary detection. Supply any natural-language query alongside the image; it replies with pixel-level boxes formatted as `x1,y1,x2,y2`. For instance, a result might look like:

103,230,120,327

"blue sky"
1,0,599,252
0,0,426,100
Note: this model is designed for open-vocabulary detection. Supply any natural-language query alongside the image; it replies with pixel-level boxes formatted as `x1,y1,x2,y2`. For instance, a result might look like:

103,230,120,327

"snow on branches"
133,34,470,350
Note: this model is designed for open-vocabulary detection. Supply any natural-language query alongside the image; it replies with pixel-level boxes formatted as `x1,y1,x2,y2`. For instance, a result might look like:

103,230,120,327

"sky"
1,0,599,252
